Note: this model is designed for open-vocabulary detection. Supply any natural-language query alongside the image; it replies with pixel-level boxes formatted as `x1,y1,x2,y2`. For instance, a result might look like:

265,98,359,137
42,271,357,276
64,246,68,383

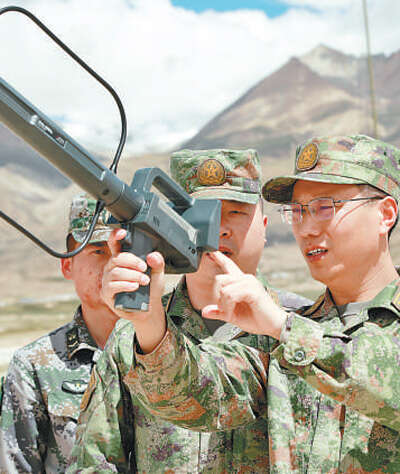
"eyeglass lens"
280,198,335,224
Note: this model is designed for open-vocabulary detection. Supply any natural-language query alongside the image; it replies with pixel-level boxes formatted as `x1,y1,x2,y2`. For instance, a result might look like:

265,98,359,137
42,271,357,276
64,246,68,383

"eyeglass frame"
278,196,384,224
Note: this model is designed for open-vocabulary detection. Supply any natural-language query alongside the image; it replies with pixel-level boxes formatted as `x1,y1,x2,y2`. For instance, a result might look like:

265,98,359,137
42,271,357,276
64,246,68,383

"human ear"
263,215,268,244
61,257,73,280
378,196,398,236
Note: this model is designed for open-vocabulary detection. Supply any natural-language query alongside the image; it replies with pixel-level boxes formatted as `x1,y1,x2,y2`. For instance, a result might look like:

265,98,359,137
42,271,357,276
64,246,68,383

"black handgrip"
114,227,156,312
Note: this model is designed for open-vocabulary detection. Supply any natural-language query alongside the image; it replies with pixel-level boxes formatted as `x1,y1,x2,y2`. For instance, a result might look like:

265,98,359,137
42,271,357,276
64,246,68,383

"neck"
81,304,119,349
328,256,398,306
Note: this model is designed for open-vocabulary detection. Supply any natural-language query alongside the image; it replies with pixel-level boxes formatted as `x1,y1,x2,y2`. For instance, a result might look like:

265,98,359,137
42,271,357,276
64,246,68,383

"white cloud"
284,0,353,8
0,0,398,156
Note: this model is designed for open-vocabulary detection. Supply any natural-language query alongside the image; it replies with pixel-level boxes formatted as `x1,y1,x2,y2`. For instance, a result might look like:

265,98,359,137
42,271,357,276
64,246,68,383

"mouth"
306,248,327,258
218,247,233,257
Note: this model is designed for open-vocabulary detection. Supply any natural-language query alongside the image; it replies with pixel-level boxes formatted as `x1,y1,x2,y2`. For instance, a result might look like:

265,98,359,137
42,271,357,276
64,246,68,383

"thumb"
146,252,165,307
107,228,126,257
202,304,228,321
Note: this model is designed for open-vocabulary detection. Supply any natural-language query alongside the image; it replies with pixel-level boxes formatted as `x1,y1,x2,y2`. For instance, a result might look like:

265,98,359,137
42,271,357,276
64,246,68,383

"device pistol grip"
114,227,154,312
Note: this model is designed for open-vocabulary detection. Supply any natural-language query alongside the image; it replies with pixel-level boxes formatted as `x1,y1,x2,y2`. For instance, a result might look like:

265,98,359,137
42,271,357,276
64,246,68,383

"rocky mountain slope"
185,44,400,158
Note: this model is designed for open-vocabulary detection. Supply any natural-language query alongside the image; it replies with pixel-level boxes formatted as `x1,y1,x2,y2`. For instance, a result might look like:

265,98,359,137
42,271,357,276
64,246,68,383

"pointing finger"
208,251,243,276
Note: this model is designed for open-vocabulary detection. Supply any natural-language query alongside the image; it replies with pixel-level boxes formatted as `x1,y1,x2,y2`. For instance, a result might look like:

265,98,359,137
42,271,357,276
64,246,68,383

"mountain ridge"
184,44,400,157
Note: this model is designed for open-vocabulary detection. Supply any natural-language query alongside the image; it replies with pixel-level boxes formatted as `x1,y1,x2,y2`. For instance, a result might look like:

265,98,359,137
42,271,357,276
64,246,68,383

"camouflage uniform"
68,149,312,473
68,278,310,473
123,136,400,473
0,194,111,474
0,309,101,474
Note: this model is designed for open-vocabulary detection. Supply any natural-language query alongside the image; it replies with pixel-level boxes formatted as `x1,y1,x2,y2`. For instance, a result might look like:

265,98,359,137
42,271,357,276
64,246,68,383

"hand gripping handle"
114,228,155,312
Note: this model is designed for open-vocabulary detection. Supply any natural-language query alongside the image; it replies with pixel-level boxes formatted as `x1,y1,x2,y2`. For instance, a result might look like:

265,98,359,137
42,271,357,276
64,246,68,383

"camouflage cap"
170,149,262,204
68,193,112,243
263,135,400,203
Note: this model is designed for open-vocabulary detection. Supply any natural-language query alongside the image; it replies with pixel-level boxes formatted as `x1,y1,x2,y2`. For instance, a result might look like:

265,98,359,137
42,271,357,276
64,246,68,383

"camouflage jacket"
128,279,400,473
67,277,311,473
0,307,101,474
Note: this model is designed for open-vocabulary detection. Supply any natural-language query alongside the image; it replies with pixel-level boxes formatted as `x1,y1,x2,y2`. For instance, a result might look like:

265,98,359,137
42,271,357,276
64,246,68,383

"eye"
94,249,105,255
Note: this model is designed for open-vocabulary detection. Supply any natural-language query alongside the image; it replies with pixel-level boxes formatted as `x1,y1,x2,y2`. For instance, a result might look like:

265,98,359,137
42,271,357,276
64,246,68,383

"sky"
171,1,290,17
1,0,399,159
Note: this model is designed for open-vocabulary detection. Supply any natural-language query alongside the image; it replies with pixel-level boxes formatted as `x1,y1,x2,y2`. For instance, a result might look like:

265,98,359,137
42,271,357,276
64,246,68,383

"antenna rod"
362,0,378,138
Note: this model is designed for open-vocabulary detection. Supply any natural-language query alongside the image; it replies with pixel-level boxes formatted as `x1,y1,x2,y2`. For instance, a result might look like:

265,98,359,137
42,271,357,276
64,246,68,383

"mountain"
3,44,399,188
184,44,400,158
2,44,400,304
0,123,71,188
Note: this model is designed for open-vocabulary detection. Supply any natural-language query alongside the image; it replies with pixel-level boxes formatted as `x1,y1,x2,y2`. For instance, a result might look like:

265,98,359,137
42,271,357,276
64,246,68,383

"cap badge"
296,143,319,171
197,159,226,186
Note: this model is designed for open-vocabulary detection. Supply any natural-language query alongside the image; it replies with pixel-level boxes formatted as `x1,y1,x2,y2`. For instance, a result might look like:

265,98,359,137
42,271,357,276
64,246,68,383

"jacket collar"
301,279,400,331
66,306,99,359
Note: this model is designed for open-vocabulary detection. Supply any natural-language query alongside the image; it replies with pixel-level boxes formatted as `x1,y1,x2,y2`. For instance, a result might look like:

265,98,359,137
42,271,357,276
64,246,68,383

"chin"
310,266,341,288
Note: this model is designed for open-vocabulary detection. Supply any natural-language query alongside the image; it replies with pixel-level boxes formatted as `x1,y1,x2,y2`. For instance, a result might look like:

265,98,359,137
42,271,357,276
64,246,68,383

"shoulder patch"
66,327,80,353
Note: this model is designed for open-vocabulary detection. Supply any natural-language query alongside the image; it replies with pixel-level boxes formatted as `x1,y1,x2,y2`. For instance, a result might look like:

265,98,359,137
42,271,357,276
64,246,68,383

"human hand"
202,251,287,339
101,228,166,352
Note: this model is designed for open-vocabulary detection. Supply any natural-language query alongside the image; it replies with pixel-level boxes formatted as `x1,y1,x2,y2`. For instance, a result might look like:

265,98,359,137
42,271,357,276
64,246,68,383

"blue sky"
171,0,289,17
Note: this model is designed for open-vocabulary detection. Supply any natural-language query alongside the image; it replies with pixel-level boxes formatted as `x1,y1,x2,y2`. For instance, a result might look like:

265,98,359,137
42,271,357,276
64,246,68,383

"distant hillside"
184,45,400,157
0,124,71,188
0,122,109,189
2,44,400,304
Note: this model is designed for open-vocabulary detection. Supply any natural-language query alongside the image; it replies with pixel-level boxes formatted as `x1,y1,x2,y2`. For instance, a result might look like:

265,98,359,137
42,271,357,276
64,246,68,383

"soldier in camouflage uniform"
68,149,311,473
0,194,117,473
113,136,400,473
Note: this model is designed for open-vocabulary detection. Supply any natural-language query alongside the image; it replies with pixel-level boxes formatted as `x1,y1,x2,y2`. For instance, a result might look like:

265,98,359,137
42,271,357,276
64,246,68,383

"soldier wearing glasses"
121,135,400,472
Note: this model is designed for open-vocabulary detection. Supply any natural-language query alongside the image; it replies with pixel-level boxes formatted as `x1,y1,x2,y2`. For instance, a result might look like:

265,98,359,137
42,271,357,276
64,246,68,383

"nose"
295,211,322,238
219,221,232,239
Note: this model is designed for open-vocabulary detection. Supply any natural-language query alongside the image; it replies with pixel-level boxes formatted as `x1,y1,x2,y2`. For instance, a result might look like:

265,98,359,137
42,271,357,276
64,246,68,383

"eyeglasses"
278,196,383,224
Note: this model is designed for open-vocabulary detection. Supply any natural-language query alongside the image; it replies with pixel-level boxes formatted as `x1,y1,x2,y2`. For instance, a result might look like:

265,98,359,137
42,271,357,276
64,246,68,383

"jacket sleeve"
0,353,48,473
129,310,400,434
127,319,270,432
67,330,134,474
273,312,400,432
